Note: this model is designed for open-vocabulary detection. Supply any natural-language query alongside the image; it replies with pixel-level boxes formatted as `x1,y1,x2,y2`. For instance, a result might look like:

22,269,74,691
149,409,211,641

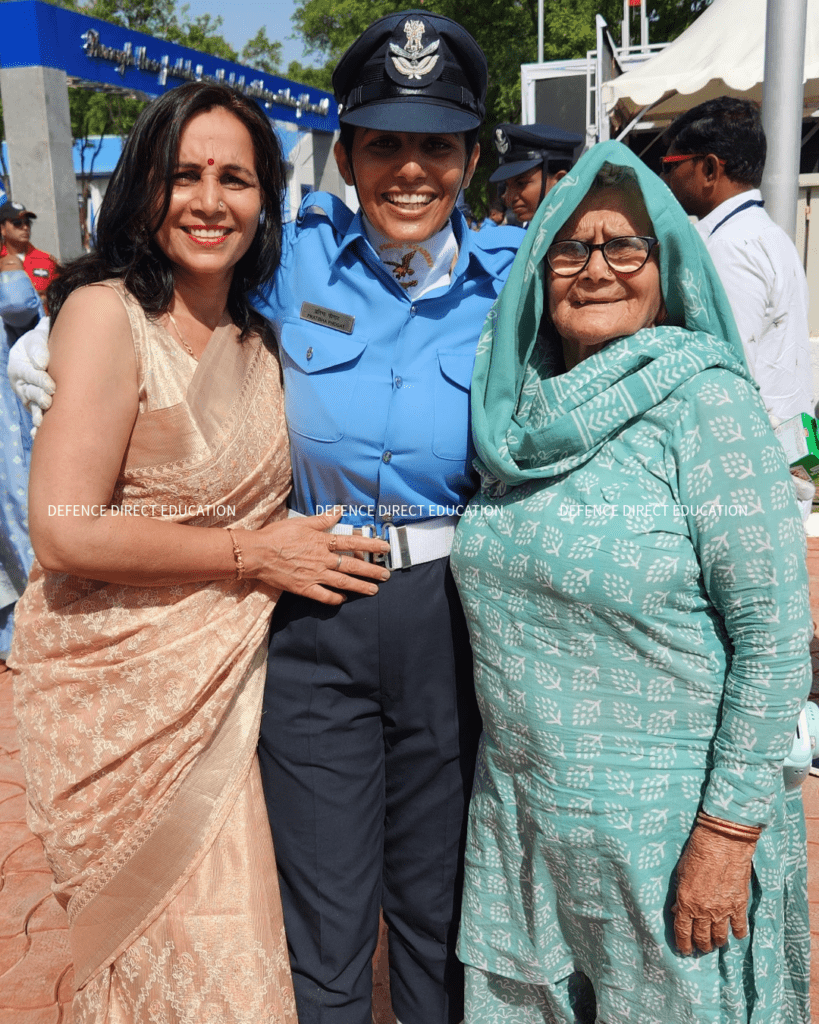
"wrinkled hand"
8,317,53,434
672,824,756,955
245,509,391,605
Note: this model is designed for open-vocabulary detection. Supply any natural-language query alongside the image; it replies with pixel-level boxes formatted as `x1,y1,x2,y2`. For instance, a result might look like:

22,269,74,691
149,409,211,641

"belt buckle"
375,521,410,570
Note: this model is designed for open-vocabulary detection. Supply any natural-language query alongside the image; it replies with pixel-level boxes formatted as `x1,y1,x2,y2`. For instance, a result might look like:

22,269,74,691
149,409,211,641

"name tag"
300,301,355,335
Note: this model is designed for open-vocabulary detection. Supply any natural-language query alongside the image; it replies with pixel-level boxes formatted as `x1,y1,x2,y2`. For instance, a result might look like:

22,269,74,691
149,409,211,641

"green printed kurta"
453,142,812,1024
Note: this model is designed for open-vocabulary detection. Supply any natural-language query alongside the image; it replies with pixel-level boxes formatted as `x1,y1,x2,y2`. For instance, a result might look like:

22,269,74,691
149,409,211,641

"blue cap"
332,11,487,133
489,123,583,183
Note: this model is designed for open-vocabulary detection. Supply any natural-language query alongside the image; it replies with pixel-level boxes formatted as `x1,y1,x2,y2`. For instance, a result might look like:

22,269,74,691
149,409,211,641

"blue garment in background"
0,271,39,656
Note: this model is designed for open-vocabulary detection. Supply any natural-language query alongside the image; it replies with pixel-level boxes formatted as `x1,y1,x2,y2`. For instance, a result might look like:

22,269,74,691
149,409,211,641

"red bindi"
207,158,214,165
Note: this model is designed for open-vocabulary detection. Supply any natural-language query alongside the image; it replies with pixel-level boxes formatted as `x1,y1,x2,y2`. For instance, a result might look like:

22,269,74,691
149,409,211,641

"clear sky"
181,0,316,72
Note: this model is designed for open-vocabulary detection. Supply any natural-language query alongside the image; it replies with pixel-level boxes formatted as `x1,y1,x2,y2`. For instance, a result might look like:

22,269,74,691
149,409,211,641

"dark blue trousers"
258,557,480,1024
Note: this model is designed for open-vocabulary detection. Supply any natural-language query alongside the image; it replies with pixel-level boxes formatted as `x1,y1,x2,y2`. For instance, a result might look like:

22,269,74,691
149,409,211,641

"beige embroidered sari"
10,281,297,1022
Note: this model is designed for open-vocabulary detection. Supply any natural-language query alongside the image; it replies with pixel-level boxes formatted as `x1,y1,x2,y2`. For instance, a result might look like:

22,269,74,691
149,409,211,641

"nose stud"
218,201,225,209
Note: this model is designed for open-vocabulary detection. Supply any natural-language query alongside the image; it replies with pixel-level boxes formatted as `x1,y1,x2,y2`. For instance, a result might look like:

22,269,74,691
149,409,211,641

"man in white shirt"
661,97,813,422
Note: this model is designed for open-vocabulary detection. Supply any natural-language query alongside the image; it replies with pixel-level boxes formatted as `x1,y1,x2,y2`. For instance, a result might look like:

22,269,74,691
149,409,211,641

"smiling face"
334,129,480,244
548,186,664,370
153,107,262,288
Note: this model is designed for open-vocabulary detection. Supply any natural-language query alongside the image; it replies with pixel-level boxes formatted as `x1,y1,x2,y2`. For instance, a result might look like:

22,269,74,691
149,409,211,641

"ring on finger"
335,553,343,570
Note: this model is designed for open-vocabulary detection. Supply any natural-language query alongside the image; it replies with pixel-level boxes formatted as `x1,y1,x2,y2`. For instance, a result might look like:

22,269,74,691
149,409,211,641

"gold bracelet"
696,810,762,842
226,527,245,581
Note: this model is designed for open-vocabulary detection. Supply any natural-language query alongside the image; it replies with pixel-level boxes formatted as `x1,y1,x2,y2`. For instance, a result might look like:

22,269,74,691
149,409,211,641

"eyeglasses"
6,217,30,228
659,153,726,168
546,235,659,277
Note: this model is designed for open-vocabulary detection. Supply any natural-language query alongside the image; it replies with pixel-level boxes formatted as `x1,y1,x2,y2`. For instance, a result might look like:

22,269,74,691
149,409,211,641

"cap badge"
494,129,510,155
389,19,439,81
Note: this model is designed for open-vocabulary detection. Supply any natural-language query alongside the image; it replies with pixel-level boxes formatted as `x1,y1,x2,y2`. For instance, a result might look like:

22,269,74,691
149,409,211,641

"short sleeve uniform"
252,193,523,525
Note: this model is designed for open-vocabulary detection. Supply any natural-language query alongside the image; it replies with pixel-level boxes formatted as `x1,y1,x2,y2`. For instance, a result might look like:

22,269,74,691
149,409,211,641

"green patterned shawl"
471,140,753,486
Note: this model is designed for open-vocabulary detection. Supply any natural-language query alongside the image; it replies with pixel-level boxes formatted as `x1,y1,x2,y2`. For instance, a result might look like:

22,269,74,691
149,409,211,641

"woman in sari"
9,82,388,1021
452,142,812,1023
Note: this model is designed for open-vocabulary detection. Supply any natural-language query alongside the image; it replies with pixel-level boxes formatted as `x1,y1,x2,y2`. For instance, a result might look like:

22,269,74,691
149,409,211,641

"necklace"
167,311,197,360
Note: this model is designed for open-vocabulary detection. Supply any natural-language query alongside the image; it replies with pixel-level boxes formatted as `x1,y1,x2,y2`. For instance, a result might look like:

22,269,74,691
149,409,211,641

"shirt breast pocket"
278,319,367,442
433,350,475,461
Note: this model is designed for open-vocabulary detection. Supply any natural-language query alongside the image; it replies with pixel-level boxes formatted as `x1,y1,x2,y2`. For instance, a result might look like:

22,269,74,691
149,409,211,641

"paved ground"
4,544,819,1021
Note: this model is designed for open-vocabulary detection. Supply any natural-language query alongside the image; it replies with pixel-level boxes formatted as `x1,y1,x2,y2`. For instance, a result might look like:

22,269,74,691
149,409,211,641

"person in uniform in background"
0,201,58,312
0,249,39,666
480,198,507,230
661,97,813,424
252,12,521,1024
489,123,583,226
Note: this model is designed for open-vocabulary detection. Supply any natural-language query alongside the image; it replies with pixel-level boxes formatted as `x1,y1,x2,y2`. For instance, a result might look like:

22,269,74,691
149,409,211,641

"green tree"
165,10,238,60
242,27,283,76
285,60,332,90
79,0,179,34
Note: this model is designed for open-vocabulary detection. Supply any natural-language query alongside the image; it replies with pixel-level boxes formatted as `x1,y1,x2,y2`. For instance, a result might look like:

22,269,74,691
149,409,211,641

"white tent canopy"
603,0,819,131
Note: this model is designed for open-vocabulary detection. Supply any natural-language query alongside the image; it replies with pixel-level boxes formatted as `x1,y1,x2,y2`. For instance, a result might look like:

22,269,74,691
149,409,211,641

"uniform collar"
322,199,510,291
697,189,762,236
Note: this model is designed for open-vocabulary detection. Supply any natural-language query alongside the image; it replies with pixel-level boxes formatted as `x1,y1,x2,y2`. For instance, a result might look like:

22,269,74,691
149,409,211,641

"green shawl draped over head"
471,140,753,487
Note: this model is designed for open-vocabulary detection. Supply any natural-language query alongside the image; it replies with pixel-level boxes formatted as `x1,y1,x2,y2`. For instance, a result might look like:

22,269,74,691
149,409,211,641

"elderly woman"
452,140,812,1024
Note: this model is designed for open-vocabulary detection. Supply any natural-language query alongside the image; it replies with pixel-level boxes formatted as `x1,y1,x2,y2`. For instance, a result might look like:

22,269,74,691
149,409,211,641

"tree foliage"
27,0,281,69
242,27,283,76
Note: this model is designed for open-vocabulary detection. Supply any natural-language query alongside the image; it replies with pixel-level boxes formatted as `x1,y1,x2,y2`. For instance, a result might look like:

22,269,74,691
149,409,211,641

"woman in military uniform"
253,12,522,1024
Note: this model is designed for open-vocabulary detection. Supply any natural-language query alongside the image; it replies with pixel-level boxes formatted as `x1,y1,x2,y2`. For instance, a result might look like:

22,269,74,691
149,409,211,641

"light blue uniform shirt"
253,193,522,527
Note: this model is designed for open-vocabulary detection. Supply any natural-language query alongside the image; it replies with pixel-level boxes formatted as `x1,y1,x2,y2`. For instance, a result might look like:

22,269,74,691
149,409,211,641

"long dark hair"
48,82,286,341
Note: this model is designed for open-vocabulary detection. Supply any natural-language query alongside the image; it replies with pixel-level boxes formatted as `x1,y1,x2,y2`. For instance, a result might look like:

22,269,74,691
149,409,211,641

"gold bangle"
226,527,245,581
696,810,762,842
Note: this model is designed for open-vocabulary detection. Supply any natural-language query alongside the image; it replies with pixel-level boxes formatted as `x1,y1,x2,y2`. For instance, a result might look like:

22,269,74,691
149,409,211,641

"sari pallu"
10,281,297,1021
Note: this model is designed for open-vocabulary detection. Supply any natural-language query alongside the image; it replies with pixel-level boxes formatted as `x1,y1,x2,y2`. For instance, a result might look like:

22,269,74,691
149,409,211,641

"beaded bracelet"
696,810,762,843
226,527,245,581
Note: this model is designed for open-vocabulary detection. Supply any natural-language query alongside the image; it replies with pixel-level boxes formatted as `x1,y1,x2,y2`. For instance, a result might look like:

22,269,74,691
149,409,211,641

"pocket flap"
437,350,475,391
280,319,367,374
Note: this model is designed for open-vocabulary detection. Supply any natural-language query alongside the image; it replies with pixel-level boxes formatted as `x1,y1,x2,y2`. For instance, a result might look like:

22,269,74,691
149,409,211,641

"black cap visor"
341,97,481,134
489,157,542,183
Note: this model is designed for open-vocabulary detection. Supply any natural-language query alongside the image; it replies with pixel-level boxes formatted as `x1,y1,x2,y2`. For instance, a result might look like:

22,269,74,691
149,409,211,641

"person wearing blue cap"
490,123,583,226
251,11,523,1024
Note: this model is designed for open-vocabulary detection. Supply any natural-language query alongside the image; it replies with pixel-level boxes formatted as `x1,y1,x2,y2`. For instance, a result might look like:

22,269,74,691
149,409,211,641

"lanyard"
708,198,765,237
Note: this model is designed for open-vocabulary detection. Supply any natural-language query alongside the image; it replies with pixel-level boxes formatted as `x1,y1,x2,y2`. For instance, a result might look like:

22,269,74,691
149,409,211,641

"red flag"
629,0,641,6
